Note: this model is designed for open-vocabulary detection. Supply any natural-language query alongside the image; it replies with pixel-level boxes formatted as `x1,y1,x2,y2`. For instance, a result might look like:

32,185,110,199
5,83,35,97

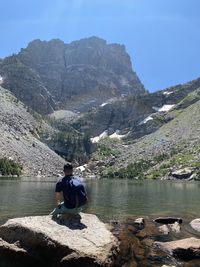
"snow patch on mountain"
158,104,175,112
91,131,108,143
109,131,128,140
152,104,175,112
139,116,154,125
163,91,173,96
100,102,108,107
0,75,3,85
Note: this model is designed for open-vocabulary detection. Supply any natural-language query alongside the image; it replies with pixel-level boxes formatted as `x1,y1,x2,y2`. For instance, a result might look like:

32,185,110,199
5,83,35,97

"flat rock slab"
155,237,200,260
190,219,200,233
0,213,119,267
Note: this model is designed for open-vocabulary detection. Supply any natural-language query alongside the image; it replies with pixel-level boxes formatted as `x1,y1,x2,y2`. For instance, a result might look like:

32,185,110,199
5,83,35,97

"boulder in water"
154,217,182,224
190,218,200,233
154,237,200,260
168,222,181,234
133,218,145,229
158,225,170,235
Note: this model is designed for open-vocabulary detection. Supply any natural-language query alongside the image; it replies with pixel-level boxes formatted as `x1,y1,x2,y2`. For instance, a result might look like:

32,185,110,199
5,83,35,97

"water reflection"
86,180,200,220
0,179,200,224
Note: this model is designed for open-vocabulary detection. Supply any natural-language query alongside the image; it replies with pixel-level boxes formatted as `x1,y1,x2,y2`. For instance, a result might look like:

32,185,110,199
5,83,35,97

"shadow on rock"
53,214,87,230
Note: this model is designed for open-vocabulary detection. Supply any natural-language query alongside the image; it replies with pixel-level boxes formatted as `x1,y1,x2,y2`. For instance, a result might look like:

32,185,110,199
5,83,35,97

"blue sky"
0,0,200,92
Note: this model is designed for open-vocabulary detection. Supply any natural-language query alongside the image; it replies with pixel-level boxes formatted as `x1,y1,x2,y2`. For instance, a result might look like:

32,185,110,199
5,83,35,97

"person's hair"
63,163,73,172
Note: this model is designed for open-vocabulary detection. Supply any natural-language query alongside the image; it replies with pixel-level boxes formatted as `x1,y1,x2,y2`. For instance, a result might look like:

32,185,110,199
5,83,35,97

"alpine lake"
1,177,200,266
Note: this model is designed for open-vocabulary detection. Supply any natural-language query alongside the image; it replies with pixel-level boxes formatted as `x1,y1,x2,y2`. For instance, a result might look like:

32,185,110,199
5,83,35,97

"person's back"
51,163,87,219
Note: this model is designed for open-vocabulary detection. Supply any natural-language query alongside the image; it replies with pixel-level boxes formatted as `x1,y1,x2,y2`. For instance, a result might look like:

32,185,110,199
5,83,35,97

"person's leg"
51,202,65,218
51,202,82,218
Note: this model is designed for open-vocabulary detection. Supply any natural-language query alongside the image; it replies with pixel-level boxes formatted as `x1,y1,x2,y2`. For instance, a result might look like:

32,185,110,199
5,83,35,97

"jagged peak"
26,38,65,47
69,36,107,46
24,36,127,53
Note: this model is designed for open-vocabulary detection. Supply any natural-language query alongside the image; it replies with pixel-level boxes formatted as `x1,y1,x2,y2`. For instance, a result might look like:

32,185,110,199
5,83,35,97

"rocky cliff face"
0,86,65,176
0,37,145,114
0,55,56,114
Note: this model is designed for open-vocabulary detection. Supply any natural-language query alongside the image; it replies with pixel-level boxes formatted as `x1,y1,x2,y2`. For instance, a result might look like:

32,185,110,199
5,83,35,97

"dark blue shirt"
55,176,84,209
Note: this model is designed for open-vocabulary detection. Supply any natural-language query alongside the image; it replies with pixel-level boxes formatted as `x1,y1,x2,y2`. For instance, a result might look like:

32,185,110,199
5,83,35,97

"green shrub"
98,145,119,159
154,153,169,162
103,159,151,179
0,158,22,176
102,153,171,179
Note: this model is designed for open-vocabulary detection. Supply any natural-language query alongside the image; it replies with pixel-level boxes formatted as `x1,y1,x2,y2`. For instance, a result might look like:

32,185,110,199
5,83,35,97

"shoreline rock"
190,218,200,233
170,168,194,180
133,217,145,229
154,237,200,260
158,224,170,235
0,213,119,267
154,217,182,224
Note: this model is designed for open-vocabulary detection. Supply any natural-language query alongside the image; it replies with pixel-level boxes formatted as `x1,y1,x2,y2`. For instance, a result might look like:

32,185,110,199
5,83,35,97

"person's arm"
55,192,61,206
55,180,63,207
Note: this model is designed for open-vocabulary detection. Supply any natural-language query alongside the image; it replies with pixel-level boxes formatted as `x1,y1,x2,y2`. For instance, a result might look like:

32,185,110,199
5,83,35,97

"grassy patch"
175,88,200,109
169,153,194,166
146,162,171,179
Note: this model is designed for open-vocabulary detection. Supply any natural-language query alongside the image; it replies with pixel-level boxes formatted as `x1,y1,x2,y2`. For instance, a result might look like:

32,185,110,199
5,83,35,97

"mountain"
104,94,200,179
0,37,146,114
86,78,200,180
0,85,65,177
73,77,200,139
1,36,199,179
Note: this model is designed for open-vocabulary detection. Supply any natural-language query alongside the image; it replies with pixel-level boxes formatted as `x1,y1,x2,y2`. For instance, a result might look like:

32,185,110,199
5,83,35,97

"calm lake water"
0,178,200,224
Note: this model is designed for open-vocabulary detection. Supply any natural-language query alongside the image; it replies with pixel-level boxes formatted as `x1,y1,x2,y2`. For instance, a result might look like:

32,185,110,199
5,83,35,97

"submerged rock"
155,237,200,260
190,218,200,233
0,213,119,267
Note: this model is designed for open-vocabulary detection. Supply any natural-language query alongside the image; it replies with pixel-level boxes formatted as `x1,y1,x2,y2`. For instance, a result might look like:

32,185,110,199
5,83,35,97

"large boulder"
170,168,194,179
0,213,119,267
154,237,200,260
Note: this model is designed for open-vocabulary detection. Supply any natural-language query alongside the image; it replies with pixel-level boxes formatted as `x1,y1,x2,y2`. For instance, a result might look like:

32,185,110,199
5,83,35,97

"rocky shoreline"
0,213,200,267
111,216,200,267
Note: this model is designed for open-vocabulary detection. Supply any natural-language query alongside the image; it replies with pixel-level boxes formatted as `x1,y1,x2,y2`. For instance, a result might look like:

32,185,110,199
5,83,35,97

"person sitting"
51,163,87,219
